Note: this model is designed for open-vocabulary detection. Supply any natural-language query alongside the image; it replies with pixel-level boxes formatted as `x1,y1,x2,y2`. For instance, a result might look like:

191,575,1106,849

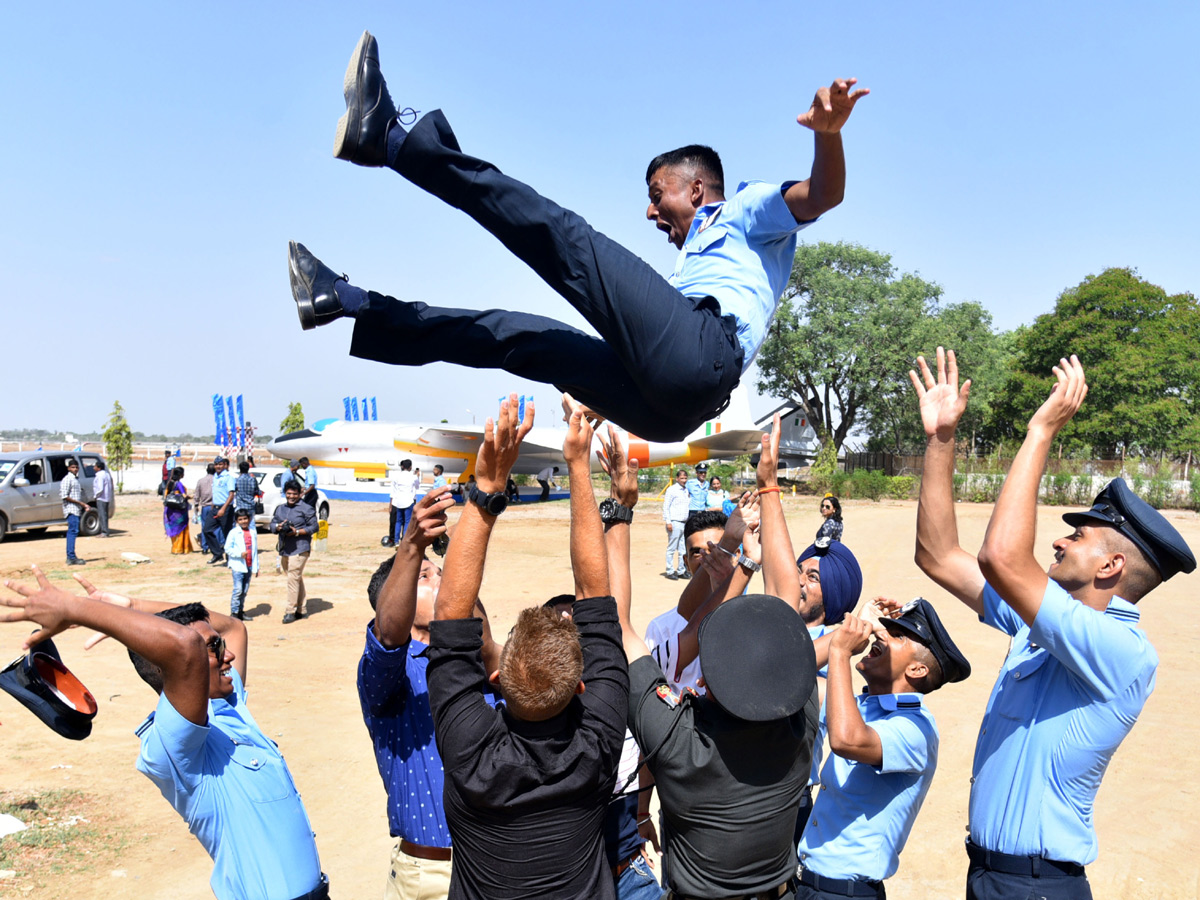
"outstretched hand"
404,486,456,550
73,574,132,650
1,565,80,649
756,413,783,488
1028,355,1087,439
596,424,639,509
475,393,534,492
562,393,599,467
797,77,869,134
910,347,971,441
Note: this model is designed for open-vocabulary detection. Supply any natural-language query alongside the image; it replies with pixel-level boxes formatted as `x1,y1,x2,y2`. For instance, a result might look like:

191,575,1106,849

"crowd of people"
4,353,1195,900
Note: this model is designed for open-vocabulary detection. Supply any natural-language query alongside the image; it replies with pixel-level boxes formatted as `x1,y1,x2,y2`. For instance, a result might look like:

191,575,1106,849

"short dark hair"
299,457,310,466
434,465,444,475
67,459,78,467
238,461,250,473
93,460,105,471
206,463,216,475
645,144,724,195
400,460,413,471
283,479,302,495
676,468,687,477
367,555,396,612
129,603,210,694
164,450,173,458
171,466,185,480
684,509,727,539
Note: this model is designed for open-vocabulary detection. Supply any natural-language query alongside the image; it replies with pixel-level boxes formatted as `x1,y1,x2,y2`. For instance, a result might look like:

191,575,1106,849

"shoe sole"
333,31,371,161
288,241,316,330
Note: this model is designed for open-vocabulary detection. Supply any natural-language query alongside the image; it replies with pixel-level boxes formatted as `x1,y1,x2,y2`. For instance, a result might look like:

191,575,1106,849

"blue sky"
3,2,1197,437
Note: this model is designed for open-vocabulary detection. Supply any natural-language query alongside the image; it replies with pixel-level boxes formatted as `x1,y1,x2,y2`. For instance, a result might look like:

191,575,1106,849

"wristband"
757,486,782,495
637,816,652,826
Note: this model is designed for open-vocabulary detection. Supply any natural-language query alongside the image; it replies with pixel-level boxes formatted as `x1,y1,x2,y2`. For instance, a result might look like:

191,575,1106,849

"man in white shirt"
387,460,420,545
661,469,690,579
536,465,559,502
92,460,114,537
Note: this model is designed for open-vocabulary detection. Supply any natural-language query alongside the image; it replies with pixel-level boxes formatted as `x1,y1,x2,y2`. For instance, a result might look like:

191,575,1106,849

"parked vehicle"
251,468,330,531
0,451,113,542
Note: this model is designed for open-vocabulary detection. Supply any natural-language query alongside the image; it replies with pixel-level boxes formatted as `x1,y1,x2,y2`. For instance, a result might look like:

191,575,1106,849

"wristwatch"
738,556,762,574
467,483,509,516
598,498,634,526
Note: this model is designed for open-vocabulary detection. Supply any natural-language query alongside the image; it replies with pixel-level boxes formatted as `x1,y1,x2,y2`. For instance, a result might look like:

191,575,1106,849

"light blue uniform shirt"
212,470,235,506
799,692,938,882
668,181,813,372
305,466,317,489
807,623,829,786
970,580,1157,864
135,669,322,900
685,477,709,512
432,475,448,490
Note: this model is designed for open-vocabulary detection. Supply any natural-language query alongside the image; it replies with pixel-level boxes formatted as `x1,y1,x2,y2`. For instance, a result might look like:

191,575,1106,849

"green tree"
101,401,134,492
988,268,1200,459
278,402,305,435
755,242,943,453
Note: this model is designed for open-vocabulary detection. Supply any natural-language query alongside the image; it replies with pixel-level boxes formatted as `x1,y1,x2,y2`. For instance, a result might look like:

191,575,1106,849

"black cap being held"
1062,477,1196,581
698,594,817,722
0,637,98,741
882,598,971,685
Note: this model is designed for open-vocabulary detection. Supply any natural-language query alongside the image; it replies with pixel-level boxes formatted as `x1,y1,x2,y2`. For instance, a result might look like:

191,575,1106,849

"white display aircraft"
266,388,763,501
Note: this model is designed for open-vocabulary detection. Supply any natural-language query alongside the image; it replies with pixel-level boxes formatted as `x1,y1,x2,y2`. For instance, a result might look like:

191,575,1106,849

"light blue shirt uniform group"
135,669,322,900
799,692,939,883
669,180,814,372
212,469,235,508
970,579,1157,865
684,476,709,512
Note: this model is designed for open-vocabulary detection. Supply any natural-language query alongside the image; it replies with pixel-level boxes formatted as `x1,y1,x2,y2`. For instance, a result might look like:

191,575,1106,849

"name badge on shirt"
696,204,724,235
656,684,697,709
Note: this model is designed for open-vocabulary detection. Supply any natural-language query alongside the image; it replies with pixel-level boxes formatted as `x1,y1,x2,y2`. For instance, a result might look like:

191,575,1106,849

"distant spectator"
299,456,319,508
432,464,447,490
92,460,114,537
505,476,520,503
60,458,89,566
270,481,318,624
207,457,234,564
194,463,216,556
224,509,259,620
233,461,260,516
685,463,709,521
706,475,729,511
662,469,689,579
387,460,420,546
536,465,559,502
816,493,844,547
163,466,194,555
158,450,173,496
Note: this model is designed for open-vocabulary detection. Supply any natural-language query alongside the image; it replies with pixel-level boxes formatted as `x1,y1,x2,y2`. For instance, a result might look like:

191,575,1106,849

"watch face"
599,499,615,517
486,493,508,515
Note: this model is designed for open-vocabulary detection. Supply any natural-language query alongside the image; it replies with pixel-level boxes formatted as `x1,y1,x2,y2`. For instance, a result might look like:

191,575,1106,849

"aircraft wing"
412,426,566,474
684,428,763,456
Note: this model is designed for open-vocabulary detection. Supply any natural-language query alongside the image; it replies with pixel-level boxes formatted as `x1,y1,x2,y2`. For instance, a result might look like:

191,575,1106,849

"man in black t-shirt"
423,395,628,900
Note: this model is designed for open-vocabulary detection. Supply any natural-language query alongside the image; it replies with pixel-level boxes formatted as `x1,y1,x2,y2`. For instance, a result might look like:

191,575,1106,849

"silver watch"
738,556,762,573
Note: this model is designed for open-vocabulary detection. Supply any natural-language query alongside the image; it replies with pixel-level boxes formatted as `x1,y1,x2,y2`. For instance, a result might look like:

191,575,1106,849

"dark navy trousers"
348,110,743,442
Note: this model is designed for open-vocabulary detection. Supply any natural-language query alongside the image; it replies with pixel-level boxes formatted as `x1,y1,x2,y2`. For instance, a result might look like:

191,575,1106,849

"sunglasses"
206,635,226,662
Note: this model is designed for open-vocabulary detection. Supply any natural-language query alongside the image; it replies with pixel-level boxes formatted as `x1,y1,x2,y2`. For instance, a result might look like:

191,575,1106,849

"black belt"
965,839,1085,878
289,873,329,900
668,878,793,900
798,867,883,898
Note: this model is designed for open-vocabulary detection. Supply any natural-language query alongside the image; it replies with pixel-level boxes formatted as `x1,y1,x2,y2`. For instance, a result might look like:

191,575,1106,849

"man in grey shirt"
193,464,216,555
269,480,318,624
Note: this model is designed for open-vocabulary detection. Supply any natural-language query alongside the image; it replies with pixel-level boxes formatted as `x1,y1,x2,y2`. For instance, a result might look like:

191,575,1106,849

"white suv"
251,468,330,530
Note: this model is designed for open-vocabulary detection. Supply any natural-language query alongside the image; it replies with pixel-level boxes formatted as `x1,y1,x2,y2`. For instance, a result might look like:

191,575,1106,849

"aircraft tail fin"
680,385,762,455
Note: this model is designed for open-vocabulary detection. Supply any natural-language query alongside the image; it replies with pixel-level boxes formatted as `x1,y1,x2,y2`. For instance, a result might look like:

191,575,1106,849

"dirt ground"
1,492,1198,899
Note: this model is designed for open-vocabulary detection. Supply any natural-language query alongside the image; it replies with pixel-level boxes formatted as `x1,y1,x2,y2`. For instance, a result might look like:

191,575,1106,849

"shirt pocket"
990,651,1050,721
684,222,730,256
211,733,291,803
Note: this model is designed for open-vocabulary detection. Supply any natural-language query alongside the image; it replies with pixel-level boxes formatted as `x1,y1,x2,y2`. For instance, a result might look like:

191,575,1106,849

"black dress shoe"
333,30,397,167
282,614,296,624
289,241,347,331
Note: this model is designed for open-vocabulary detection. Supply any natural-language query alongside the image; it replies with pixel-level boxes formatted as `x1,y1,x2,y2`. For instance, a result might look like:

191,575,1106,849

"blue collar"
861,691,925,712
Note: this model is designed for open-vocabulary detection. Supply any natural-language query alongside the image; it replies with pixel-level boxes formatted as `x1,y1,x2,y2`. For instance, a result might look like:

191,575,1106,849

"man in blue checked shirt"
913,349,1196,900
359,487,502,900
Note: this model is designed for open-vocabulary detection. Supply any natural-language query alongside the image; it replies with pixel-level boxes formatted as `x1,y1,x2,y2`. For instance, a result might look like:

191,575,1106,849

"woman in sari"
163,466,194,554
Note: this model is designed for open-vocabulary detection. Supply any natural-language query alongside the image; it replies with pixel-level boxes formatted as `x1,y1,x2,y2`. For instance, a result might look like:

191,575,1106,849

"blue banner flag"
226,396,236,444
213,394,225,445
370,397,378,421
351,397,360,421
343,397,351,421
236,395,245,441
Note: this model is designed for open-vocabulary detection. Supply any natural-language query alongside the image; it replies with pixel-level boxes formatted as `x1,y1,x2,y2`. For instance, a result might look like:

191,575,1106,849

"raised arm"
2,567,211,725
595,424,650,662
785,77,869,222
375,487,456,647
436,395,533,621
911,348,986,615
977,356,1088,625
675,495,758,620
825,614,883,765
758,414,802,605
563,399,609,600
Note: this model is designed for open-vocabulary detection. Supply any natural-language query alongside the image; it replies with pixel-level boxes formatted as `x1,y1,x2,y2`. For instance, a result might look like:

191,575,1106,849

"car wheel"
318,502,330,521
81,509,101,536
0,515,7,543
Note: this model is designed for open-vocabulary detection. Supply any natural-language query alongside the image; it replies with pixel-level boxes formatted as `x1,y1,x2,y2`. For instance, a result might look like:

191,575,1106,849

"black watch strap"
599,498,634,525
468,483,508,516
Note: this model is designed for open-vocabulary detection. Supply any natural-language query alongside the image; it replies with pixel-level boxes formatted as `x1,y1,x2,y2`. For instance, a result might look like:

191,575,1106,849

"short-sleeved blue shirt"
970,580,1157,864
212,470,235,506
357,622,499,845
668,181,814,372
799,692,938,882
134,669,322,900
685,477,709,512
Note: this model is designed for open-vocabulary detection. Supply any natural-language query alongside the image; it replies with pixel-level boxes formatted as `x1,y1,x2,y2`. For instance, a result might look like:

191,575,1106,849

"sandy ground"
1,492,1199,900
